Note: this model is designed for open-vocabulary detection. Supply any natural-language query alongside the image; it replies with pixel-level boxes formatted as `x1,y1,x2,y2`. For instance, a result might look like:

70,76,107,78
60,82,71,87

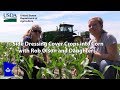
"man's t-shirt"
88,32,119,65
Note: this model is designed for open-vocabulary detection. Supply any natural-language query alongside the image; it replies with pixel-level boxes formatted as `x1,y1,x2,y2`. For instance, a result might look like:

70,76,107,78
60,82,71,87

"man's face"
88,20,102,36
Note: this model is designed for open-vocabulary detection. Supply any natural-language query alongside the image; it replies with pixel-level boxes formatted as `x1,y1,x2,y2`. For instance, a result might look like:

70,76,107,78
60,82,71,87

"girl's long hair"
23,29,32,39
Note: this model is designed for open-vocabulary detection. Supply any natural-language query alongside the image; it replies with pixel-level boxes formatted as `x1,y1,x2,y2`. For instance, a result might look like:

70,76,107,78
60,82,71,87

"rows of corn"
0,42,120,79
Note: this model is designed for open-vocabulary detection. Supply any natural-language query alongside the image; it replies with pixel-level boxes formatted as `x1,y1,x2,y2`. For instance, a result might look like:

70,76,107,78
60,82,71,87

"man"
87,17,120,79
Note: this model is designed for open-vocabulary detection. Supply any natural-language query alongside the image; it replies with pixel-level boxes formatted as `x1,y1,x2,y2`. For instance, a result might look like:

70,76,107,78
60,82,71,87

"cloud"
104,21,120,43
40,11,72,20
40,11,111,20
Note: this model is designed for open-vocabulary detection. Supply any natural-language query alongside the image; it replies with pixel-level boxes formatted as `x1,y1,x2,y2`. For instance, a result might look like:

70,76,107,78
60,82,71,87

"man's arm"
87,53,94,63
94,43,118,61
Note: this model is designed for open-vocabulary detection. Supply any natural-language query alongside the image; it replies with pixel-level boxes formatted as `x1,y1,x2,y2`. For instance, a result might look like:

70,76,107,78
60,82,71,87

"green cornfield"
0,42,120,79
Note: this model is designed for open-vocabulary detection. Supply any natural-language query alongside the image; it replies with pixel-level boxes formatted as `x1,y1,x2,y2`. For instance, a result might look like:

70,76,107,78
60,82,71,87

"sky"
0,11,120,43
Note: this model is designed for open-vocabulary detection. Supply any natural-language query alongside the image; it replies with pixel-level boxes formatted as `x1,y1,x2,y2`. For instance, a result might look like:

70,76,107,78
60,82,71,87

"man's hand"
87,53,94,63
94,52,101,59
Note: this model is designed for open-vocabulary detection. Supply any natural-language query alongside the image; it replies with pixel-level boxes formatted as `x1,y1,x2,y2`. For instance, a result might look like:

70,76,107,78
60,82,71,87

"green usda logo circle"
3,13,17,22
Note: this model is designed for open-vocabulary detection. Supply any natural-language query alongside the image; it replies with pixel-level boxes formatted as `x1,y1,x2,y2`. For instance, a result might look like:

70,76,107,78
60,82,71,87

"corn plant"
0,42,120,79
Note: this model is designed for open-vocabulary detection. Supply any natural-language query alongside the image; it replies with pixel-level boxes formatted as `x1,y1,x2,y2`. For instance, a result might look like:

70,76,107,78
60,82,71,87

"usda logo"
3,13,17,22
